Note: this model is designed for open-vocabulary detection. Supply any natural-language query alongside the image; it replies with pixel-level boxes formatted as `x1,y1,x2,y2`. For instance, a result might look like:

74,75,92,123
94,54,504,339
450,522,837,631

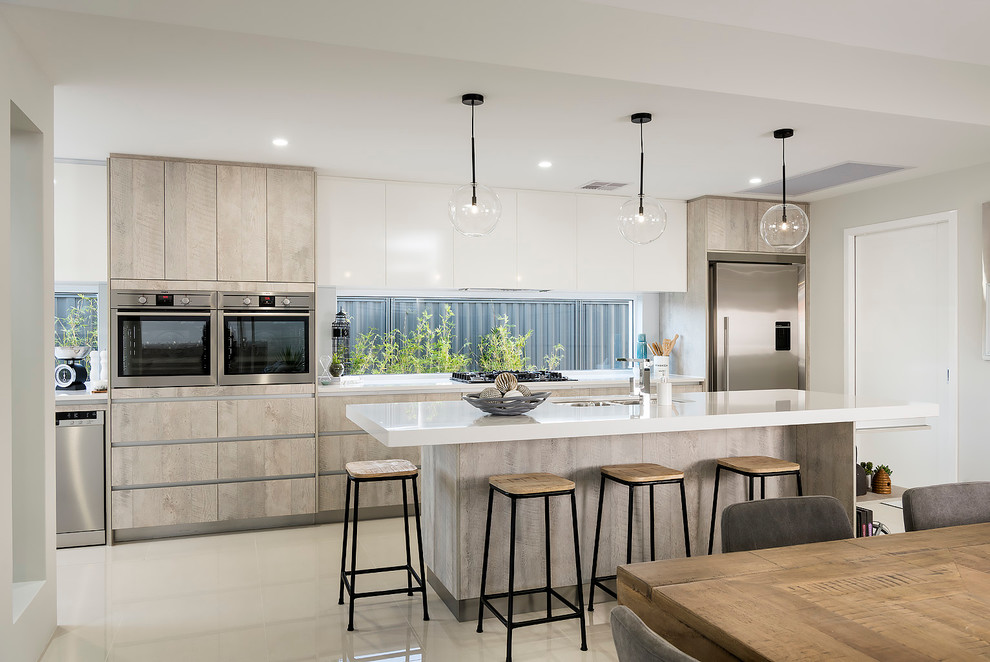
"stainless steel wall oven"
111,290,218,388
220,292,315,385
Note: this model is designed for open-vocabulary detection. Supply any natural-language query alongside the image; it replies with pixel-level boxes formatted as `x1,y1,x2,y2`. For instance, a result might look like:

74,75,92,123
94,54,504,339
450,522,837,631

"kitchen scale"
55,359,88,390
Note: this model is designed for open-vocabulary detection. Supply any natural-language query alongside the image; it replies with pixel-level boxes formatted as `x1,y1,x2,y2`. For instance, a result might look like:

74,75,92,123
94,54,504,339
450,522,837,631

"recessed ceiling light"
272,137,289,147
538,161,552,168
749,177,762,184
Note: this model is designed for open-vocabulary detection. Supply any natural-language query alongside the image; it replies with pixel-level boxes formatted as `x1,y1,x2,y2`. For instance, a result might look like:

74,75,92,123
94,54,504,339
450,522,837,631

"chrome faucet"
617,357,651,396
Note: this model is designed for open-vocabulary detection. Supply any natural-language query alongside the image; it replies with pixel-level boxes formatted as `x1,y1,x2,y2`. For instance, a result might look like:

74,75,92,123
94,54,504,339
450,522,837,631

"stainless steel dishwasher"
56,410,106,548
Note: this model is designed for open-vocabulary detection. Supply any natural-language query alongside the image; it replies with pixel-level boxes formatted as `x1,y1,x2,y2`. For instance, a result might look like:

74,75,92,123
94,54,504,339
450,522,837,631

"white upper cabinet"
453,189,517,289
385,182,454,289
317,177,386,288
576,194,634,291
634,198,687,292
516,191,577,290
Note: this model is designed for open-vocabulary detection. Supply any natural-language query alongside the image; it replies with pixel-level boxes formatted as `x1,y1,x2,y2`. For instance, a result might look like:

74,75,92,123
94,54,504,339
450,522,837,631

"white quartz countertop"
319,370,703,396
346,389,938,447
54,384,108,405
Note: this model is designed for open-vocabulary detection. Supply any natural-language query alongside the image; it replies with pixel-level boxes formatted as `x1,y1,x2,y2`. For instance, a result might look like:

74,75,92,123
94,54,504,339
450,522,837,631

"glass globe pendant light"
759,128,810,250
618,112,667,245
448,93,501,237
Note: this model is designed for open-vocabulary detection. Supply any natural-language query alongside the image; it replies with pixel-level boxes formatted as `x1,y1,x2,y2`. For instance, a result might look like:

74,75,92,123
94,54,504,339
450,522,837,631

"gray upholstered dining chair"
720,495,852,553
902,481,990,531
610,605,700,662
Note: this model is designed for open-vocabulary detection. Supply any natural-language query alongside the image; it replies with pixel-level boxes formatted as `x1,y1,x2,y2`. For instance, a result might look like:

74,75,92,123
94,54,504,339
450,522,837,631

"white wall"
54,161,107,283
0,11,56,662
809,161,990,482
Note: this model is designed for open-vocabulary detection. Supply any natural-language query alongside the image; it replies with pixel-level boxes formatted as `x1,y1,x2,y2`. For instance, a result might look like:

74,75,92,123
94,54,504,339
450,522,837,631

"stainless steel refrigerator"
709,262,805,391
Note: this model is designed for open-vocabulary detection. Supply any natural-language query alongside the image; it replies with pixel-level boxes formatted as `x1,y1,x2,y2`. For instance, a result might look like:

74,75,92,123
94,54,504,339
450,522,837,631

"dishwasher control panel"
56,410,104,425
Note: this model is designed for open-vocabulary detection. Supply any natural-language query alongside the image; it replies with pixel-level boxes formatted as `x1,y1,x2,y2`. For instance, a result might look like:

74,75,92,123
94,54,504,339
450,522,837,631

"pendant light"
759,128,809,249
448,93,501,237
618,112,667,245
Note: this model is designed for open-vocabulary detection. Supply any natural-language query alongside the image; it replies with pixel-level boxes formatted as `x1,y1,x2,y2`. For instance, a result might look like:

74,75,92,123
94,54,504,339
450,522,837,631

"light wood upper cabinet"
755,200,808,254
702,196,808,255
110,157,165,279
165,161,217,280
385,182,454,289
453,189,518,289
517,191,577,290
318,177,386,287
267,168,315,282
576,194,634,291
634,199,688,292
217,165,267,281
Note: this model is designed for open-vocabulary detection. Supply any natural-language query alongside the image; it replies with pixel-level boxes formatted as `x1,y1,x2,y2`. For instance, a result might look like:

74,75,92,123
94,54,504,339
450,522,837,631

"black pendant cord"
638,121,645,215
780,135,788,222
470,103,478,206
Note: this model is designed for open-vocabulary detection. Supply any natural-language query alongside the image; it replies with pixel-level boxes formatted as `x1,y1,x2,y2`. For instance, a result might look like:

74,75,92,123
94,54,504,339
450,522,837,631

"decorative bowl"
462,391,550,416
55,345,90,360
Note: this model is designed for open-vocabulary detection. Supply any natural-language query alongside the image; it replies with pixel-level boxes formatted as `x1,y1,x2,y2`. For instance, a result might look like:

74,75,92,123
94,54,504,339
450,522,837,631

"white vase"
99,350,108,381
89,350,100,381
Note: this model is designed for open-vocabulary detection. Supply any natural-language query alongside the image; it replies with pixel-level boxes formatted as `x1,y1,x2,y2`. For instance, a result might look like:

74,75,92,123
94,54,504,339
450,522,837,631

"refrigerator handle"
723,316,730,391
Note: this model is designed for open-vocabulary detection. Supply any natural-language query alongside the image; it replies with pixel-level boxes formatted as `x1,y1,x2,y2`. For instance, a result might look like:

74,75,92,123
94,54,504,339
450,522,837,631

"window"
54,292,99,349
337,295,632,374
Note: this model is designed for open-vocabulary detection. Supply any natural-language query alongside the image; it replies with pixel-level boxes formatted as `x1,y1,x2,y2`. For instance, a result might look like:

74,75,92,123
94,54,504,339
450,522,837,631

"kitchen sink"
552,396,691,407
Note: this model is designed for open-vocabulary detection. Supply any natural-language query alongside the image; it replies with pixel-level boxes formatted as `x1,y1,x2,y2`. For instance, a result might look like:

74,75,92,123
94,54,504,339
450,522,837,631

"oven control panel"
220,293,313,310
110,290,216,309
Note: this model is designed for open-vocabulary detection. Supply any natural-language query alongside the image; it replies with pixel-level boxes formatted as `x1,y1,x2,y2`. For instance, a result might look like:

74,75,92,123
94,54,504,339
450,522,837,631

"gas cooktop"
450,370,574,384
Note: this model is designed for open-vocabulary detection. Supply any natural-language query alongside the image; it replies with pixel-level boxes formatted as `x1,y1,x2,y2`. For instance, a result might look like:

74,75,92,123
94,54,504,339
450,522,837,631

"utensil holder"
652,355,670,381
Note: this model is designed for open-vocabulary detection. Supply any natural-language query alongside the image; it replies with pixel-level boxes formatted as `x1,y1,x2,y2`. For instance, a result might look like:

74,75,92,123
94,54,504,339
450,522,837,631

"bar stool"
477,472,587,662
588,463,691,610
338,459,429,631
707,455,802,555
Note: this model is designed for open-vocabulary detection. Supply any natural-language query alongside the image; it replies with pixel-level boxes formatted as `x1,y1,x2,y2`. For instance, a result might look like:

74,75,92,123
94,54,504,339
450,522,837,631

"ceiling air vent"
740,162,910,196
579,181,628,191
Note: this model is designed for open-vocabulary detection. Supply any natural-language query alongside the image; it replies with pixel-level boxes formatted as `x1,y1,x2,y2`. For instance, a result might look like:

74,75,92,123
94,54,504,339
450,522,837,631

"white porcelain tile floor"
41,519,621,662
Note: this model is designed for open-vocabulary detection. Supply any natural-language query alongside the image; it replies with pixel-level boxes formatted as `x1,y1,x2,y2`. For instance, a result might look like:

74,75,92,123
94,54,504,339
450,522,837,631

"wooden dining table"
617,522,990,661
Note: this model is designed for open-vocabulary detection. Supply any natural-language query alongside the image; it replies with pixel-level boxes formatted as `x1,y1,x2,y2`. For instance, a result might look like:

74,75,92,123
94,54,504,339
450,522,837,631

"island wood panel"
217,397,315,438
218,478,315,519
266,168,315,283
111,400,218,443
110,157,165,279
165,161,217,280
111,443,218,487
794,422,855,522
217,165,267,281
217,437,316,479
112,484,218,529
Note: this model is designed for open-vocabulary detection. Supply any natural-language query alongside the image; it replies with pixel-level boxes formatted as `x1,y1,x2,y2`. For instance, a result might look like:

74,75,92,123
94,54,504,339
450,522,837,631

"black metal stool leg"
411,475,429,621
679,479,691,557
761,475,766,499
570,491,588,652
338,476,352,605
477,485,495,633
402,477,413,596
587,474,606,611
506,496,517,662
347,479,361,632
748,476,754,501
544,494,552,620
796,471,803,496
708,465,722,555
625,484,634,564
649,483,656,561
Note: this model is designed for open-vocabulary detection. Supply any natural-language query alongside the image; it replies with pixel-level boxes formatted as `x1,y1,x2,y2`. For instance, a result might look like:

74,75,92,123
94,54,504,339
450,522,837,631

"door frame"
843,211,958,475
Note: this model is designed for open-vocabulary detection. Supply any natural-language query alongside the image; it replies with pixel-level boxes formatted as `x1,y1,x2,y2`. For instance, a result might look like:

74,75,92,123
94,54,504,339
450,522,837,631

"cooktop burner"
450,370,574,384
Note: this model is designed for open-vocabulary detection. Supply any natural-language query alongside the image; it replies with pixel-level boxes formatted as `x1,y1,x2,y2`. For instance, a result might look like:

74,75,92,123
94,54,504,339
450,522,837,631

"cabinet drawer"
112,484,217,529
112,443,218,487
112,400,218,443
218,478,315,519
218,437,316,479
218,397,315,438
318,433,419,473
673,383,704,394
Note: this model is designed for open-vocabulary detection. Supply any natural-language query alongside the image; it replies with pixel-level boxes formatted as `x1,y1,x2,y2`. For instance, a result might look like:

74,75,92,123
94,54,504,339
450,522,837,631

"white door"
849,214,957,488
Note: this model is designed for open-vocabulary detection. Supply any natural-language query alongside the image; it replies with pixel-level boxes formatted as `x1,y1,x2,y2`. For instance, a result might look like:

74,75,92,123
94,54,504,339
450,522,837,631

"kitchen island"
346,390,937,620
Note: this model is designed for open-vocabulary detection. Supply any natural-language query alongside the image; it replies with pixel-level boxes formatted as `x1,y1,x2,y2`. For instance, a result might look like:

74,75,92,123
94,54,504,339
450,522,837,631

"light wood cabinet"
318,473,413,513
702,196,808,255
516,191,577,289
110,157,165,279
111,400,218,443
318,177,386,287
217,397,315,438
267,168,315,282
318,433,419,473
165,161,217,280
112,443,218,487
385,182,455,289
218,437,316,479
217,165,267,281
112,485,218,529
755,200,808,254
218,478,315,519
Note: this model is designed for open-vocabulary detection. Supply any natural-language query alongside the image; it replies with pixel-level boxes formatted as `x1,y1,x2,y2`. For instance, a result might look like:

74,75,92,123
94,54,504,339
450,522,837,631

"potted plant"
859,461,874,492
872,464,892,494
329,348,346,378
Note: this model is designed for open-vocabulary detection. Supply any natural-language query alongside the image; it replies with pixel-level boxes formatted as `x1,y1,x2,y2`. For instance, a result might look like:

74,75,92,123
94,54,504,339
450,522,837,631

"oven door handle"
115,310,214,316
221,311,313,317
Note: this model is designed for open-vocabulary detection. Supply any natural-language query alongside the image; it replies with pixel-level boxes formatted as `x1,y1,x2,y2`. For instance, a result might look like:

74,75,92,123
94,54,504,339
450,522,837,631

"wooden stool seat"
490,472,574,495
346,459,418,479
601,463,684,483
716,456,800,475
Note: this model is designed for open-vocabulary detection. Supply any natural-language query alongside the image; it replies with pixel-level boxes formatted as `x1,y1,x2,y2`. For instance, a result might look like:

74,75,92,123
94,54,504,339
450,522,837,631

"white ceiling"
3,0,990,201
